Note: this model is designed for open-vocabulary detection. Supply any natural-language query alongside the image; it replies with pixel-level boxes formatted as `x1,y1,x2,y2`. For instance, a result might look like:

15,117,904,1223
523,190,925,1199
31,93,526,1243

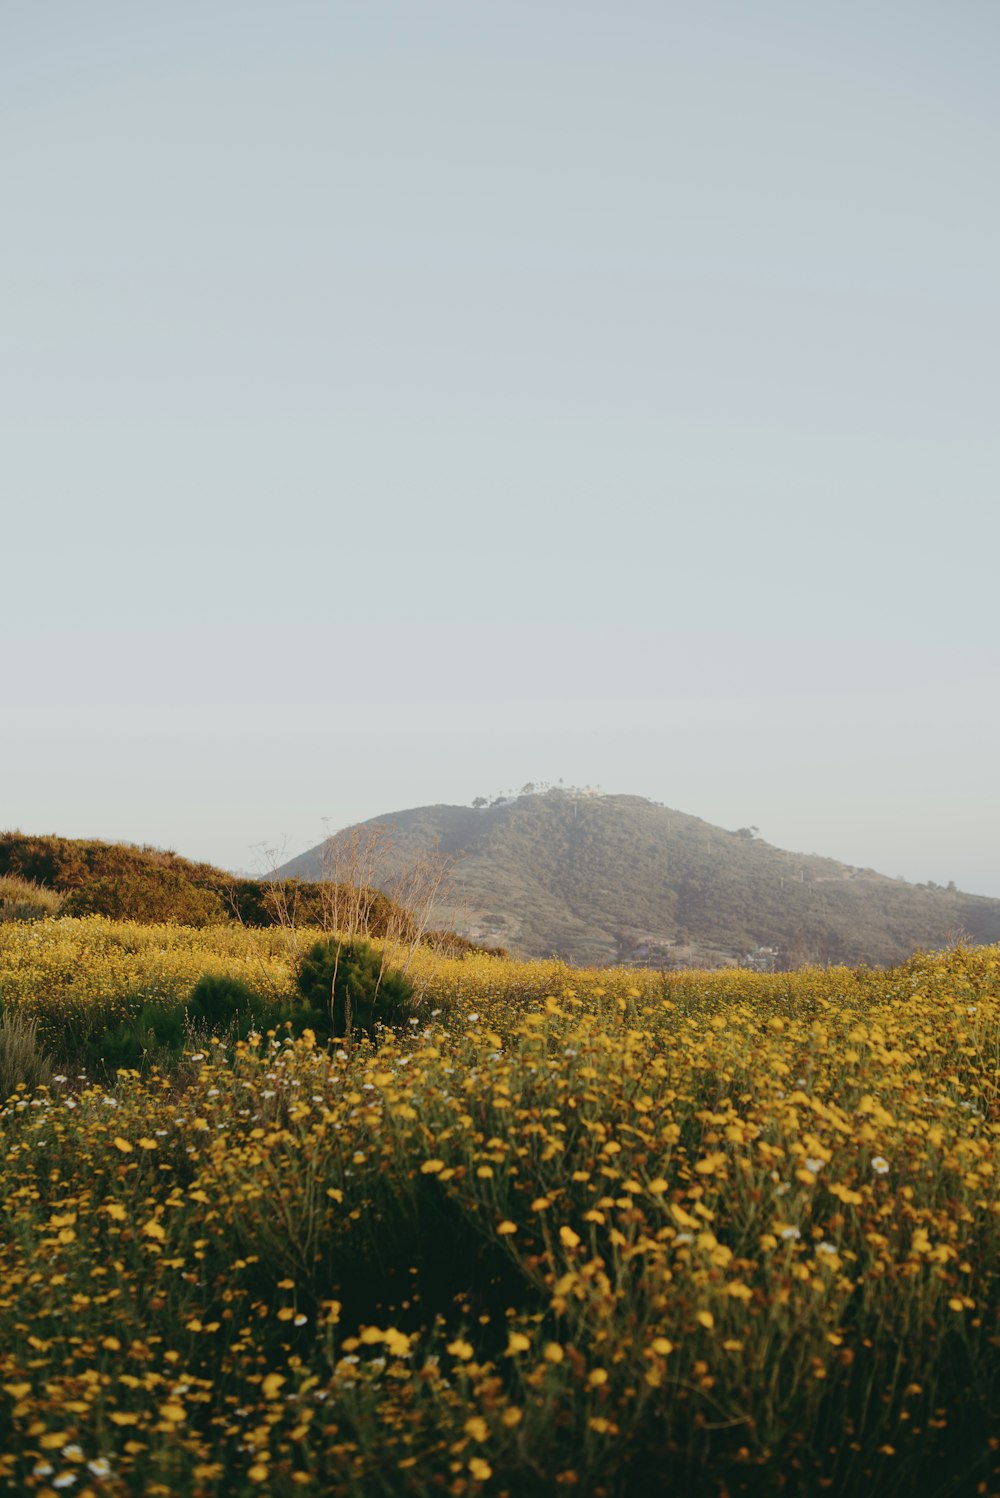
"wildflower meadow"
0,918,997,1495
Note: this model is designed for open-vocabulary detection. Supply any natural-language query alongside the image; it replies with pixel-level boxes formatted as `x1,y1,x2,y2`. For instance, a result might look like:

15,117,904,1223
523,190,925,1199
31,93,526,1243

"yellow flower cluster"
0,924,997,1493
0,916,296,1043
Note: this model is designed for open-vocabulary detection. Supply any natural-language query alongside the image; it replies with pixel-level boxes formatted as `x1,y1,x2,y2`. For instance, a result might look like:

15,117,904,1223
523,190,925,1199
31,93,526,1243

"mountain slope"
278,790,1000,967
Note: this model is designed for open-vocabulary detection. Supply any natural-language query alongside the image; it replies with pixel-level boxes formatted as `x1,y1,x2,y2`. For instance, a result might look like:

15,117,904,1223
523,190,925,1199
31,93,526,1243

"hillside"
278,790,1000,967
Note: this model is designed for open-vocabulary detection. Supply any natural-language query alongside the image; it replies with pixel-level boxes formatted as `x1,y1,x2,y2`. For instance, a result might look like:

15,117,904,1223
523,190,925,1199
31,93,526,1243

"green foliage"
296,939,416,1039
87,999,189,1075
186,972,270,1040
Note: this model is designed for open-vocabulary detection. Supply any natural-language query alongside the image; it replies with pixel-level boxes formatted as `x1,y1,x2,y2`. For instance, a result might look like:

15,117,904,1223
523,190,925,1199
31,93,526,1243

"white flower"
817,1241,837,1255
467,1013,479,1022
871,1156,890,1174
61,1445,84,1461
805,1158,826,1174
87,1458,112,1478
780,1226,801,1240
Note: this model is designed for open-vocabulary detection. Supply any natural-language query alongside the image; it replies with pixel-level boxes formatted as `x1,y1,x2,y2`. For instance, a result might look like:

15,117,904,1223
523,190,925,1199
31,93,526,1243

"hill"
277,789,1000,967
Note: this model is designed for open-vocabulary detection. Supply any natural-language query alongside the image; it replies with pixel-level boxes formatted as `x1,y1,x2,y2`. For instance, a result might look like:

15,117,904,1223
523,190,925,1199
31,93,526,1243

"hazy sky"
4,3,999,894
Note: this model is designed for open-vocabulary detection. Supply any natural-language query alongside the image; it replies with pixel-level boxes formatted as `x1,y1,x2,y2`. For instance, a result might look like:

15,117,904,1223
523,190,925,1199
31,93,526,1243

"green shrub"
296,939,415,1039
85,1000,189,1076
186,973,270,1039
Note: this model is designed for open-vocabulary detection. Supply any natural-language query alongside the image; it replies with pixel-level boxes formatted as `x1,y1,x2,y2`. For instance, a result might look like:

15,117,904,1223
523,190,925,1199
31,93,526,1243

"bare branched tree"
315,822,455,1007
248,840,308,963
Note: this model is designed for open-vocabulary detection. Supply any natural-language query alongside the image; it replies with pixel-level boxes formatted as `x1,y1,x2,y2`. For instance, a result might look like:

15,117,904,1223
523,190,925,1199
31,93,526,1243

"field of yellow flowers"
0,918,998,1495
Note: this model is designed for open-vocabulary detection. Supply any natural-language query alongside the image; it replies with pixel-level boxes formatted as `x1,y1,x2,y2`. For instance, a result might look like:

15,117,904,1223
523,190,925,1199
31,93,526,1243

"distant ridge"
278,789,1000,968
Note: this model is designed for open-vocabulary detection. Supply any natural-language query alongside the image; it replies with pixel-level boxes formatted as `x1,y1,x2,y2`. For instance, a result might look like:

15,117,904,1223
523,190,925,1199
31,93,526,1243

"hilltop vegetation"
280,791,1000,968
0,832,410,937
0,918,997,1494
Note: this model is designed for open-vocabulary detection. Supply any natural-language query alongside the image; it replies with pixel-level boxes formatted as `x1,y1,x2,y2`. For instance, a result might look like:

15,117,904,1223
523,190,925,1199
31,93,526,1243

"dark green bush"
87,1000,189,1076
186,973,269,1038
296,940,415,1039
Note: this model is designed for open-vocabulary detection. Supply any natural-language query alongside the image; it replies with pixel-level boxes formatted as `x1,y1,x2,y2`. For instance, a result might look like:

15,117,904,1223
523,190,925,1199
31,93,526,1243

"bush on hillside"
63,870,227,926
296,939,415,1039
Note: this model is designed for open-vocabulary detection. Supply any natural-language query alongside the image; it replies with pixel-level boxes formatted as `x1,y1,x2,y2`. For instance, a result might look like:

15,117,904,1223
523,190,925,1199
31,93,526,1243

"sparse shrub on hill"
296,938,416,1039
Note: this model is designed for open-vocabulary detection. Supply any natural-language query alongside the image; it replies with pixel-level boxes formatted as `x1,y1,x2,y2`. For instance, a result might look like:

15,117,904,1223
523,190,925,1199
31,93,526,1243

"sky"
4,2,998,894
